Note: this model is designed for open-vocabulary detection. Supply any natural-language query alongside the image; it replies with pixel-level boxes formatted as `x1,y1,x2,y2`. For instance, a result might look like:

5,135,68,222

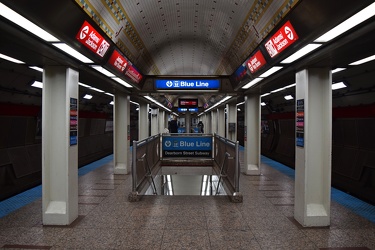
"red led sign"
125,65,142,84
108,50,128,73
179,99,198,108
246,50,266,74
76,21,110,58
264,20,299,58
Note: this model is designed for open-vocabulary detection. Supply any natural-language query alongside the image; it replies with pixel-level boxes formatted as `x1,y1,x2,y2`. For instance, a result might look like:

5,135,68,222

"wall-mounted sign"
178,99,198,108
296,99,304,147
155,79,220,90
177,108,198,112
108,50,128,73
264,20,299,58
246,50,267,74
76,21,110,58
69,98,78,146
162,136,212,158
125,65,142,84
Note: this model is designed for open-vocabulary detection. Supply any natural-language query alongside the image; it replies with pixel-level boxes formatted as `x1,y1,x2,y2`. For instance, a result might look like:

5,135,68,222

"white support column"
159,110,165,133
226,103,237,141
138,102,149,140
294,68,332,227
185,111,191,133
114,93,130,174
217,107,225,137
244,94,261,175
42,66,78,225
150,108,159,136
206,112,212,134
211,110,217,134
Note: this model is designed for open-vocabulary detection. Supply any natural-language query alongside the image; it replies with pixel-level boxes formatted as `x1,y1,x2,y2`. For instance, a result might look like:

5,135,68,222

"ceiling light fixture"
261,102,266,106
332,68,346,74
53,43,93,63
332,82,347,90
259,66,283,77
284,95,294,100
144,96,171,112
112,77,133,88
105,92,114,97
314,2,375,43
31,80,43,88
90,65,115,77
242,78,263,89
0,53,25,64
349,54,375,66
281,44,322,64
109,101,114,105
0,3,59,42
83,94,92,99
29,66,43,72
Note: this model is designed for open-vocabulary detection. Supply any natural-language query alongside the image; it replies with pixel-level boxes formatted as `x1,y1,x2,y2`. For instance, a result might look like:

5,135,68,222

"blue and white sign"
177,108,198,112
155,79,220,90
162,136,212,158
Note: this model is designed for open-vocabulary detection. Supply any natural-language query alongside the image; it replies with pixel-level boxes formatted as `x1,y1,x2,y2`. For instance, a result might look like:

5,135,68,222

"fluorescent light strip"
144,96,171,112
91,65,115,77
332,68,346,74
332,82,347,90
0,3,59,42
284,83,296,89
259,66,283,77
281,44,322,64
31,81,43,88
205,96,232,112
113,77,133,88
284,95,294,100
236,101,245,106
78,82,92,88
130,100,139,105
261,93,271,97
0,53,25,64
270,87,285,93
29,66,43,72
349,54,375,66
83,94,92,99
315,2,375,42
90,87,104,93
242,78,263,89
109,101,114,105
105,92,114,97
53,43,93,63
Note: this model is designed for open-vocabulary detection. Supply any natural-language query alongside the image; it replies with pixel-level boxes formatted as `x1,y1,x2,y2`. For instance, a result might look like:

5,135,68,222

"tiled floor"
1,156,375,249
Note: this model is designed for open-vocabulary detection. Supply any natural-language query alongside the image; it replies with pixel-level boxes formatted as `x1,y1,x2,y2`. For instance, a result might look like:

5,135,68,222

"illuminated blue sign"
177,108,198,112
155,79,220,90
162,136,212,158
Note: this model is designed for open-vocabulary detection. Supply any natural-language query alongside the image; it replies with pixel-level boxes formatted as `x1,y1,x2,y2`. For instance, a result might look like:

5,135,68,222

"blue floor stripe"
261,155,375,223
0,154,113,218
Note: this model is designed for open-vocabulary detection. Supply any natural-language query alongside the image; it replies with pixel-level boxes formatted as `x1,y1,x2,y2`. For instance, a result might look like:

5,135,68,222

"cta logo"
80,26,89,40
166,81,173,87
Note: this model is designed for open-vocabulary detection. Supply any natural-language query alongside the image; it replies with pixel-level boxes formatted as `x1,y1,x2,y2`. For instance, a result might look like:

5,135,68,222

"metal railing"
129,133,242,202
213,133,242,202
128,134,161,201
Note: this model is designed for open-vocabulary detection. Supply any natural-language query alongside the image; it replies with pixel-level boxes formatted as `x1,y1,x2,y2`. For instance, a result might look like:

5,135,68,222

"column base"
294,203,330,227
245,164,261,175
43,201,78,225
114,163,129,174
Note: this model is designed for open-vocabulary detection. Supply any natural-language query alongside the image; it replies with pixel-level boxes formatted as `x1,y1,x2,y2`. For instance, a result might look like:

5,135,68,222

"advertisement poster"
70,98,78,146
296,99,304,147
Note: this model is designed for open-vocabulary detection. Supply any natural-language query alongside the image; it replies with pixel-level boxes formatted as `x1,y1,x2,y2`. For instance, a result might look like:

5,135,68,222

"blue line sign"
162,136,212,158
155,79,220,90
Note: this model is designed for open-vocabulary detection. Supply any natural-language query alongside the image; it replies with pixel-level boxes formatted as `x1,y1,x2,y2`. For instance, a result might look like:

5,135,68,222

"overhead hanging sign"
246,50,267,74
155,79,220,90
125,65,142,84
162,136,212,158
264,20,299,58
108,50,128,73
177,108,198,112
76,21,110,58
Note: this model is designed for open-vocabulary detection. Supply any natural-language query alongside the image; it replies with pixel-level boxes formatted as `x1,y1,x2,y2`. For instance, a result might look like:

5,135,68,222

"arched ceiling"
75,0,299,76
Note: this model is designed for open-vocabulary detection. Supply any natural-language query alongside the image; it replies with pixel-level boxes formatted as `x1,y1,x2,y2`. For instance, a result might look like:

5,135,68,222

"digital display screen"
178,99,198,108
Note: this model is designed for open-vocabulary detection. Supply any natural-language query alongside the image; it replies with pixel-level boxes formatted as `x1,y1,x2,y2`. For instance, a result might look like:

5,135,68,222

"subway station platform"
0,151,374,249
